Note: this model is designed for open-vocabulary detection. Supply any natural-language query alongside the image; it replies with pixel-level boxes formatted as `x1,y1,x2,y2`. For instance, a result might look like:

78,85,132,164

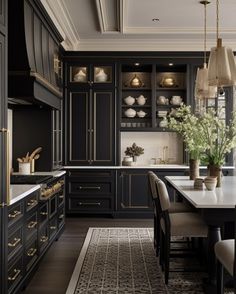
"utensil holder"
19,162,31,174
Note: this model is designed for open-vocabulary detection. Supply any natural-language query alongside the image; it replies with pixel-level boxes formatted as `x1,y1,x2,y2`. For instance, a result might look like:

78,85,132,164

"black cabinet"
66,89,116,165
66,169,115,215
117,170,153,217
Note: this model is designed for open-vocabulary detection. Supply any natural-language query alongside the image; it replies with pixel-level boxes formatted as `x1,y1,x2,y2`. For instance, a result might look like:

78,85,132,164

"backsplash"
120,132,184,166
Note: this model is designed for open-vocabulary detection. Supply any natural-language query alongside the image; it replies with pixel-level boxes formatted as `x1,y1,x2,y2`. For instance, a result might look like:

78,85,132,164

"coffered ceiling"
41,0,236,51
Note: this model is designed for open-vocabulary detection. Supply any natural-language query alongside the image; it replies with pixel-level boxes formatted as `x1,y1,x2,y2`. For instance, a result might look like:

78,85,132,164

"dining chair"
156,178,208,284
147,171,194,257
214,206,236,294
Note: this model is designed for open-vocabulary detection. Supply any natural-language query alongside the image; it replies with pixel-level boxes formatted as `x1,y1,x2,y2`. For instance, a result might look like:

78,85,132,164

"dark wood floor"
22,217,152,294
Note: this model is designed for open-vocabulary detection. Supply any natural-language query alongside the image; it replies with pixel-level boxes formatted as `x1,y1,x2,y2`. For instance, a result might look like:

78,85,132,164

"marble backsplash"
120,132,184,166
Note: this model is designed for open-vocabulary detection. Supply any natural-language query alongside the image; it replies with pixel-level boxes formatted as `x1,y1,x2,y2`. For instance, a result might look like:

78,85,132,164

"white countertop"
63,165,234,170
12,170,66,177
165,176,236,209
10,184,41,206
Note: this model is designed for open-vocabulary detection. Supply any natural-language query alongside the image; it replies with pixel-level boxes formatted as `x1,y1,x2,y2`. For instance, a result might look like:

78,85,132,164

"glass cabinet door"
93,66,112,83
70,66,88,83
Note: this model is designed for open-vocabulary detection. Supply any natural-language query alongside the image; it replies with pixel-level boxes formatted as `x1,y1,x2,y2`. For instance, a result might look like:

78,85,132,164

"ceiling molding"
95,0,121,33
73,38,236,52
40,0,80,50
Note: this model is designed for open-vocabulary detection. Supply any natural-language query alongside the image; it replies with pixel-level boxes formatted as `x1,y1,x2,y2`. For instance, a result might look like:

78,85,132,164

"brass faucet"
158,146,169,164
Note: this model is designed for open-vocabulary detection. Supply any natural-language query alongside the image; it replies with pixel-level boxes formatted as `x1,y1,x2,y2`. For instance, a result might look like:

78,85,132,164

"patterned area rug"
66,228,208,294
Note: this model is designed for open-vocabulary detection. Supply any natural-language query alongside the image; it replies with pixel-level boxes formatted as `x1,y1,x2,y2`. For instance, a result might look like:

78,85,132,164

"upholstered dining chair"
147,171,193,257
215,206,236,294
156,178,208,284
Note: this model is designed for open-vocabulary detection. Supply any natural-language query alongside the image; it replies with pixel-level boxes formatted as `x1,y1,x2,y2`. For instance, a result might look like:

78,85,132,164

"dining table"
165,175,236,292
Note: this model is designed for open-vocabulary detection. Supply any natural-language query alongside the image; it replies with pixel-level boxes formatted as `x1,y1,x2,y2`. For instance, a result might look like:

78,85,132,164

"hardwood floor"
22,217,153,294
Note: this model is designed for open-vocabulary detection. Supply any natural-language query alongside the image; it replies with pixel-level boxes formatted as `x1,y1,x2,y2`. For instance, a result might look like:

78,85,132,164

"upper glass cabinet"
70,65,113,85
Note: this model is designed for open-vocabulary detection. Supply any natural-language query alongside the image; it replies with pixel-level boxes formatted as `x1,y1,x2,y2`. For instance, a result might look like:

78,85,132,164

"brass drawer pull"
27,221,37,229
8,210,21,219
8,269,21,281
79,186,101,190
40,236,48,243
50,226,56,230
27,199,38,207
27,248,37,257
59,195,64,199
8,237,21,247
78,202,101,206
40,211,48,216
59,214,64,219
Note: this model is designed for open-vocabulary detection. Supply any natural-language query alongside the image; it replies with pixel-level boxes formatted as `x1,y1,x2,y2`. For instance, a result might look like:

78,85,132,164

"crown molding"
74,38,236,52
40,0,80,50
95,0,121,33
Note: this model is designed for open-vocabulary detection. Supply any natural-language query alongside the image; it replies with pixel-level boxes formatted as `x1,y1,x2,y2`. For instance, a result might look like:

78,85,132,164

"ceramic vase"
208,164,222,187
189,159,200,180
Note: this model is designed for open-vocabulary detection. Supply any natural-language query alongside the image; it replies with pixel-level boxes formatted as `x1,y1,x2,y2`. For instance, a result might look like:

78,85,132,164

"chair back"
148,171,159,199
156,179,170,212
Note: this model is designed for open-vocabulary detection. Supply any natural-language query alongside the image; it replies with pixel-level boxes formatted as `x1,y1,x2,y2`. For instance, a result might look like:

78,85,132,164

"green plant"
166,105,207,160
125,143,144,157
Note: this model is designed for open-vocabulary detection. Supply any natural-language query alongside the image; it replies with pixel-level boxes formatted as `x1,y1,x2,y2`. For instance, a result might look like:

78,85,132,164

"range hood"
8,0,64,110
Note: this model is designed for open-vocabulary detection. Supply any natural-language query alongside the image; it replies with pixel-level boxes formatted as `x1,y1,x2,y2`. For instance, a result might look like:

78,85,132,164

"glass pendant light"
208,0,236,87
195,1,217,114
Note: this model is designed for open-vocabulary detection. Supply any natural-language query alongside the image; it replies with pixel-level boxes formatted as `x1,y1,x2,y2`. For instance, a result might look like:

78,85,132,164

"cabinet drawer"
25,211,38,241
39,225,49,253
25,237,38,272
70,182,112,195
8,254,23,293
8,202,23,228
69,197,112,211
49,217,57,240
8,226,23,260
25,191,39,212
39,202,49,226
58,207,65,228
68,170,114,179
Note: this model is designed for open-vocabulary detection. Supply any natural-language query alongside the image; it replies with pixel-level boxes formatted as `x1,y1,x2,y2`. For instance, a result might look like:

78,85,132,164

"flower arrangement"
166,104,236,166
166,105,207,160
125,143,144,159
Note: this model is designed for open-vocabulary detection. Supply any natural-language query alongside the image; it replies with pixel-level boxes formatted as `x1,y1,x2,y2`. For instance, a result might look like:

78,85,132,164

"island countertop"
10,184,41,206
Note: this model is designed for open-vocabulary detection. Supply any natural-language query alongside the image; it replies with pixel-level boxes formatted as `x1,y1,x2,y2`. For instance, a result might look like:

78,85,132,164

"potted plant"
125,143,144,163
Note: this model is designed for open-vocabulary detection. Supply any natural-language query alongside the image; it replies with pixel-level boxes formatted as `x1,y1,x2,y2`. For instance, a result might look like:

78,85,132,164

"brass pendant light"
195,0,217,102
208,0,236,87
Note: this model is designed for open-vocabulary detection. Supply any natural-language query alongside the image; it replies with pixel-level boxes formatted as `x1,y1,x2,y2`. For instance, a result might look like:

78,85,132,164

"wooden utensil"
17,158,23,163
29,147,42,161
34,154,40,160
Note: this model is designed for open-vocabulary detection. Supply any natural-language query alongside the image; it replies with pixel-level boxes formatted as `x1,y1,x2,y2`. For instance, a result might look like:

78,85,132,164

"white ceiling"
41,0,236,51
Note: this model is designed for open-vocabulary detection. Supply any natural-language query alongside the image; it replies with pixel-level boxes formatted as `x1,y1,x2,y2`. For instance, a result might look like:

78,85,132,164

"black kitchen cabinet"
66,169,115,215
117,170,153,217
65,89,116,165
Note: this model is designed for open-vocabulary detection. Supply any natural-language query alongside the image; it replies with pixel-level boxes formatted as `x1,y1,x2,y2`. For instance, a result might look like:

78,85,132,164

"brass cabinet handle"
58,195,64,199
27,199,38,207
8,210,21,219
59,214,64,219
78,202,101,206
79,186,101,190
8,237,21,247
40,211,48,216
8,269,21,281
50,226,56,230
40,236,48,243
27,248,37,257
27,221,37,229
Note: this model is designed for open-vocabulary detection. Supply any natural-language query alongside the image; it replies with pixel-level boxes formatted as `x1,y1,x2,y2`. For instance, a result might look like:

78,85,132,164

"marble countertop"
12,170,66,177
10,184,41,206
63,165,235,170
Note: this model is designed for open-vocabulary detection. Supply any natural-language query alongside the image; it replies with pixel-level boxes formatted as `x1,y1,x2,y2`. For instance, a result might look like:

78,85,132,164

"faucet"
158,146,169,164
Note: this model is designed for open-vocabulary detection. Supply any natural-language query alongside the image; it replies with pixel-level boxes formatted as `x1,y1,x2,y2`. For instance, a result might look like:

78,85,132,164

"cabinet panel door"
118,171,152,210
92,90,115,165
68,91,90,164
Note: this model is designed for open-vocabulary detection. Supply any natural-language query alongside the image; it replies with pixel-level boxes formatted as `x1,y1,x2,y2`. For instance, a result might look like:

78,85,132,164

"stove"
10,174,65,200
10,174,53,185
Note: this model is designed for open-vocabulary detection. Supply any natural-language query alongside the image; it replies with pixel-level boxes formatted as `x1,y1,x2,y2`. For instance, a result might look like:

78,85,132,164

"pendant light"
208,0,236,87
195,1,217,102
